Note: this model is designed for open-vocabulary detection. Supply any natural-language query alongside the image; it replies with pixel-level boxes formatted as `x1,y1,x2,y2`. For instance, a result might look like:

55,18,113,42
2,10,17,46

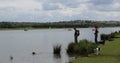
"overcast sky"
0,0,120,22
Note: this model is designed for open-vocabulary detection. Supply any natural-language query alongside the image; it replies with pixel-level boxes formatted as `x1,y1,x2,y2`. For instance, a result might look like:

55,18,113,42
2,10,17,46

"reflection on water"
54,54,62,63
54,54,61,59
53,53,70,63
0,27,119,63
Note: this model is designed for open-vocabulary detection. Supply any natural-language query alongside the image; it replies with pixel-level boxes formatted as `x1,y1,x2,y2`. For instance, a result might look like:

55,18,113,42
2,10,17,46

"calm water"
0,27,119,63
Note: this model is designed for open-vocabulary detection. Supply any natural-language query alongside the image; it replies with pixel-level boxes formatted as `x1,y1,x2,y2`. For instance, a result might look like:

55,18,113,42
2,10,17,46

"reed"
53,45,61,54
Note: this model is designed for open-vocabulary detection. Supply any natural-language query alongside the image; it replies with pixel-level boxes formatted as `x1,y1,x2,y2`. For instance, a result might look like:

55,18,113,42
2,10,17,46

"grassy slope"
100,37,120,56
71,57,120,63
71,33,120,63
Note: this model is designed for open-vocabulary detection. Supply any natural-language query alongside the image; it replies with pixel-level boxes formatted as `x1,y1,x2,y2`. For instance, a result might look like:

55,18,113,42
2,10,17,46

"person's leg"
75,36,78,43
95,34,98,44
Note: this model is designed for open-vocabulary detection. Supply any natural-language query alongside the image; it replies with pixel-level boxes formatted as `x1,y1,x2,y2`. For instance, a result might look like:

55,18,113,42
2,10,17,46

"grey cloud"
96,8,120,12
0,0,15,1
0,0,120,22
49,0,80,8
63,1,80,8
0,7,15,11
36,0,82,8
42,3,61,10
114,0,120,3
88,0,120,12
89,0,113,5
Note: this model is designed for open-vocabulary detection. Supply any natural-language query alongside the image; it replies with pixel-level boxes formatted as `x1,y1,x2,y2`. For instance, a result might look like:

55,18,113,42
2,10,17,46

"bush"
67,39,97,56
53,45,61,54
100,33,116,41
109,33,115,38
66,42,76,54
100,34,109,40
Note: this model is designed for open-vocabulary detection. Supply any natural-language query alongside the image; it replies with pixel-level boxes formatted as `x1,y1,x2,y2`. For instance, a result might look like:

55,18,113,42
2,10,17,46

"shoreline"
70,33,120,63
0,27,120,31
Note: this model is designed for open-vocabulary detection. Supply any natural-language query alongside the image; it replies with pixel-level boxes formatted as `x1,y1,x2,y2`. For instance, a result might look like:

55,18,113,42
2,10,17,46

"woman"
93,26,99,44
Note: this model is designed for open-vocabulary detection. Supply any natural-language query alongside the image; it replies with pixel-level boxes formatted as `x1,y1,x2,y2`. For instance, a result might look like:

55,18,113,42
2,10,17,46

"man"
73,28,80,43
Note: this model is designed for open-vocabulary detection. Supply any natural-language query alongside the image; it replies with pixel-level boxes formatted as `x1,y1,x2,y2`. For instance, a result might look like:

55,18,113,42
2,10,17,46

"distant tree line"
0,20,120,28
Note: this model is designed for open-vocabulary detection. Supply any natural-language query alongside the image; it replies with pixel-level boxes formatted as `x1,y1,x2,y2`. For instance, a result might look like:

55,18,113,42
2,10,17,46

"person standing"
93,26,99,44
73,28,80,43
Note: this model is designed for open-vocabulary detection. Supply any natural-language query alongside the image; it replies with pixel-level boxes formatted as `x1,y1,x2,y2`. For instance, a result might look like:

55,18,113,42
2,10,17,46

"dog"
94,47,101,55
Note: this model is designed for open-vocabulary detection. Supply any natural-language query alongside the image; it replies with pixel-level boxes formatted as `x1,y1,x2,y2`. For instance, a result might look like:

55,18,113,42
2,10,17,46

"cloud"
37,0,89,9
0,0,120,22
0,0,42,11
89,0,113,5
88,0,120,12
42,3,61,10
0,7,15,12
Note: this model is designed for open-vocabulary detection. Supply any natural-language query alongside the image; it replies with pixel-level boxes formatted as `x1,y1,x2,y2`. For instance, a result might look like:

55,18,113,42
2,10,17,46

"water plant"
53,44,61,54
10,56,13,63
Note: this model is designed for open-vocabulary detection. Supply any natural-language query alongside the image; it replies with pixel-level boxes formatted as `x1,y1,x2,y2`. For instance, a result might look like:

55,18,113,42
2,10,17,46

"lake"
0,27,119,63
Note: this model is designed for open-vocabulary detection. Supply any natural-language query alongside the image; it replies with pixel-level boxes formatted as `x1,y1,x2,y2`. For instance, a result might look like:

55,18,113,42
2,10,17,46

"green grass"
100,38,120,56
70,57,120,63
70,33,120,63
100,33,120,56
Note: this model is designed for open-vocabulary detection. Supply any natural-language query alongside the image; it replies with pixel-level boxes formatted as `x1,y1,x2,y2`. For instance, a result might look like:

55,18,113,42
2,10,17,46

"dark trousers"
74,36,78,43
95,34,98,44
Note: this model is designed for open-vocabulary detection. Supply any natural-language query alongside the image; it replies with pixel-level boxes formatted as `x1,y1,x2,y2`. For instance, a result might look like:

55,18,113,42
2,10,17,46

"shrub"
109,33,115,38
100,33,116,41
118,30,120,33
53,45,61,54
100,34,108,40
67,39,97,56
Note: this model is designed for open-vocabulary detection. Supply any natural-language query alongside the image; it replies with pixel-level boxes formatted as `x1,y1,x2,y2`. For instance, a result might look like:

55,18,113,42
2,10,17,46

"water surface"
0,27,119,63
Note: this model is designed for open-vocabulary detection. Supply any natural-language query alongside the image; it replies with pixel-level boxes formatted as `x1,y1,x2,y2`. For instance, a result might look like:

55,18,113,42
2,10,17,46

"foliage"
70,33,120,63
100,34,120,56
0,20,120,29
109,33,116,38
53,45,61,54
67,39,97,56
100,34,109,40
100,32,116,41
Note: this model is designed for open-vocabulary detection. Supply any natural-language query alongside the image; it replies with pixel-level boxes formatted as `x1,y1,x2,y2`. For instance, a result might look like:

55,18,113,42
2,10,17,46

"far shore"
0,27,120,31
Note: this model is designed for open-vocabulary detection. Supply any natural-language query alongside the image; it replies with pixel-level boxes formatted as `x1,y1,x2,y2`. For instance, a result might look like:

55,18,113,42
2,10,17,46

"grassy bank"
70,33,120,63
70,57,120,63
